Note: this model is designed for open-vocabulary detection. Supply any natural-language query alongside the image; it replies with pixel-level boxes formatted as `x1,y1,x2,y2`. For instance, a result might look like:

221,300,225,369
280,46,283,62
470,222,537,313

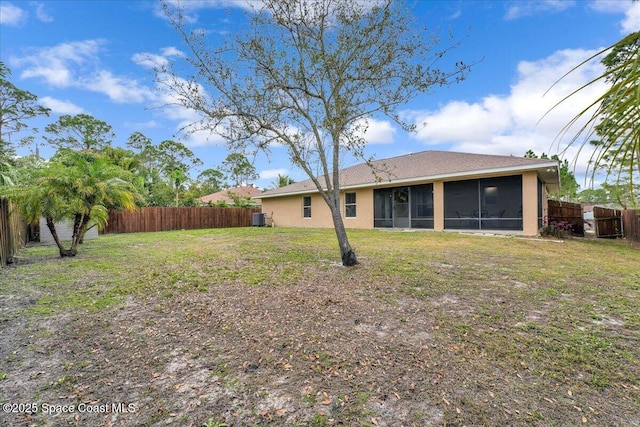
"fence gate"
593,206,623,238
547,200,584,236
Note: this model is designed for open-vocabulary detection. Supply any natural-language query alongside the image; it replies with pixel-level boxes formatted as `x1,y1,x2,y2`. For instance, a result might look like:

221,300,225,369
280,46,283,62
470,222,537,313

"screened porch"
372,175,542,232
443,175,526,231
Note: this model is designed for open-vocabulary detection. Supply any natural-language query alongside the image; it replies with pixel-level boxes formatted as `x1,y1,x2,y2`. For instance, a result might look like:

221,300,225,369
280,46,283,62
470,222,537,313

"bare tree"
158,0,471,266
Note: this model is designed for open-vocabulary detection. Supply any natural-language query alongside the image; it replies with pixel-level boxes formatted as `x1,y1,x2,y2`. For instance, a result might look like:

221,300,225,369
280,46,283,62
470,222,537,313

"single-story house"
254,150,560,236
199,185,263,206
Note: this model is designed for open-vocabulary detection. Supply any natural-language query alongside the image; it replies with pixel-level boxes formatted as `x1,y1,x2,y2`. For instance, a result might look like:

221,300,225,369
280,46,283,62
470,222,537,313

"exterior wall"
522,171,539,236
261,188,373,229
39,217,99,245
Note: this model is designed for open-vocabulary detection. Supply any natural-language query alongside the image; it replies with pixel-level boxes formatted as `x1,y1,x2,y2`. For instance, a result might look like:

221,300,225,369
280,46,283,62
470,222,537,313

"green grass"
1,227,639,426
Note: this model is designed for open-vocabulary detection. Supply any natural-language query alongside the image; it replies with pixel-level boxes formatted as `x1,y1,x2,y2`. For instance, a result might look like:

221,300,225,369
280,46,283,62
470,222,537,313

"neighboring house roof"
255,150,560,199
199,186,263,205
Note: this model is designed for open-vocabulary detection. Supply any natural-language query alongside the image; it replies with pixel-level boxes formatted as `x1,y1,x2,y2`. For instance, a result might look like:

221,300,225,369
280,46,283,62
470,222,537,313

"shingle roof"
199,186,263,204
256,150,559,198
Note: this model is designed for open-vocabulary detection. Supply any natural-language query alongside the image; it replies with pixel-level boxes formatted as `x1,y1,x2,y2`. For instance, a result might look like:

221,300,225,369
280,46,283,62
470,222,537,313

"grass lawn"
0,227,639,426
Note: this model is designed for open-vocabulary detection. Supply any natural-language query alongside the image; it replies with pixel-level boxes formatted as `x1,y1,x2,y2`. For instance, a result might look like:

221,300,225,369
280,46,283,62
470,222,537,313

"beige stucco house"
254,150,560,236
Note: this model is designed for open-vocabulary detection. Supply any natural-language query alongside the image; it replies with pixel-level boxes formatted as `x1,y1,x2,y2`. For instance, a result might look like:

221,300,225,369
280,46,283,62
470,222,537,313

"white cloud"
13,40,157,105
449,9,462,20
352,118,396,145
163,105,227,148
179,123,227,147
0,3,27,26
161,46,184,57
588,0,640,35
131,48,183,75
0,2,53,25
81,70,154,104
412,97,512,144
39,96,84,115
505,0,575,20
260,168,289,180
621,1,640,34
132,52,170,69
33,2,53,22
155,78,207,121
15,40,104,87
154,0,254,22
408,47,607,184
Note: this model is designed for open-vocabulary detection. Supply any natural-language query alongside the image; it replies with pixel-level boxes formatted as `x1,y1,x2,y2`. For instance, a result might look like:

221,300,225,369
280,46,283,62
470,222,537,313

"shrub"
539,220,573,239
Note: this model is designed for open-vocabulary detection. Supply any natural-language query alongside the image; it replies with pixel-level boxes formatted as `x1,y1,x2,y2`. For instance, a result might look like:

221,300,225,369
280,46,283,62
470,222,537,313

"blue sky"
1,0,638,189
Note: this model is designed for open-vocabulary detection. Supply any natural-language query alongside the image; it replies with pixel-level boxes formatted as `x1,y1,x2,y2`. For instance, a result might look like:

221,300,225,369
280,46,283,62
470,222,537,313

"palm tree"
270,174,295,189
4,151,140,257
3,170,71,256
550,31,640,207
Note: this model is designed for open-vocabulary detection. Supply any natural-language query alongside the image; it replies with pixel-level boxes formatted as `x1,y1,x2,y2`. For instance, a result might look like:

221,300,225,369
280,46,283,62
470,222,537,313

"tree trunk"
328,199,358,266
71,213,82,243
79,224,95,244
46,217,77,257
71,214,91,253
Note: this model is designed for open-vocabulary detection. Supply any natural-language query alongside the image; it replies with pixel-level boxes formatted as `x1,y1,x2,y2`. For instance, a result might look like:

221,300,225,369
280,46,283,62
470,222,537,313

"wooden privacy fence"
593,206,624,238
0,198,26,267
101,207,262,234
622,209,640,242
547,200,584,236
541,201,639,241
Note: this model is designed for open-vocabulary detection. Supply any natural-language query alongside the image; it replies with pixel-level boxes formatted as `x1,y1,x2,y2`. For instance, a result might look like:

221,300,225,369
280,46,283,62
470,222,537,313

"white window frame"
345,192,357,218
303,196,312,218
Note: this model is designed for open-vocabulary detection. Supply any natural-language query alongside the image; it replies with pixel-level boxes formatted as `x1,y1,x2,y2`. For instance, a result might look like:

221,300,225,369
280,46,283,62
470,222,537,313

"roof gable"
200,186,263,204
256,150,559,198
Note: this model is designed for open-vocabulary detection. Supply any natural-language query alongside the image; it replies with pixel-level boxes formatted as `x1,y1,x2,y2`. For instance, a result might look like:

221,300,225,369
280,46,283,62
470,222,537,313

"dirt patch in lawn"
2,267,448,426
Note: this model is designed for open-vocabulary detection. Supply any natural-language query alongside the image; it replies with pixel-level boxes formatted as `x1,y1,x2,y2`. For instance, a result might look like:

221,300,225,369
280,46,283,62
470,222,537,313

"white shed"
39,217,99,245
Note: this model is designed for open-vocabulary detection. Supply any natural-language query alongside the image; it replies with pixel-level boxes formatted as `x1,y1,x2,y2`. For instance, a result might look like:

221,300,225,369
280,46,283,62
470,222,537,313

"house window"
303,196,312,218
345,192,356,218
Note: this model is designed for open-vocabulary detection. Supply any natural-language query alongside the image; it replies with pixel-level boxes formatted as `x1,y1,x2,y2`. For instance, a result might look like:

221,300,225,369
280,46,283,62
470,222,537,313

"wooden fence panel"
0,198,26,267
623,209,640,242
547,200,584,236
593,206,623,238
101,207,262,234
